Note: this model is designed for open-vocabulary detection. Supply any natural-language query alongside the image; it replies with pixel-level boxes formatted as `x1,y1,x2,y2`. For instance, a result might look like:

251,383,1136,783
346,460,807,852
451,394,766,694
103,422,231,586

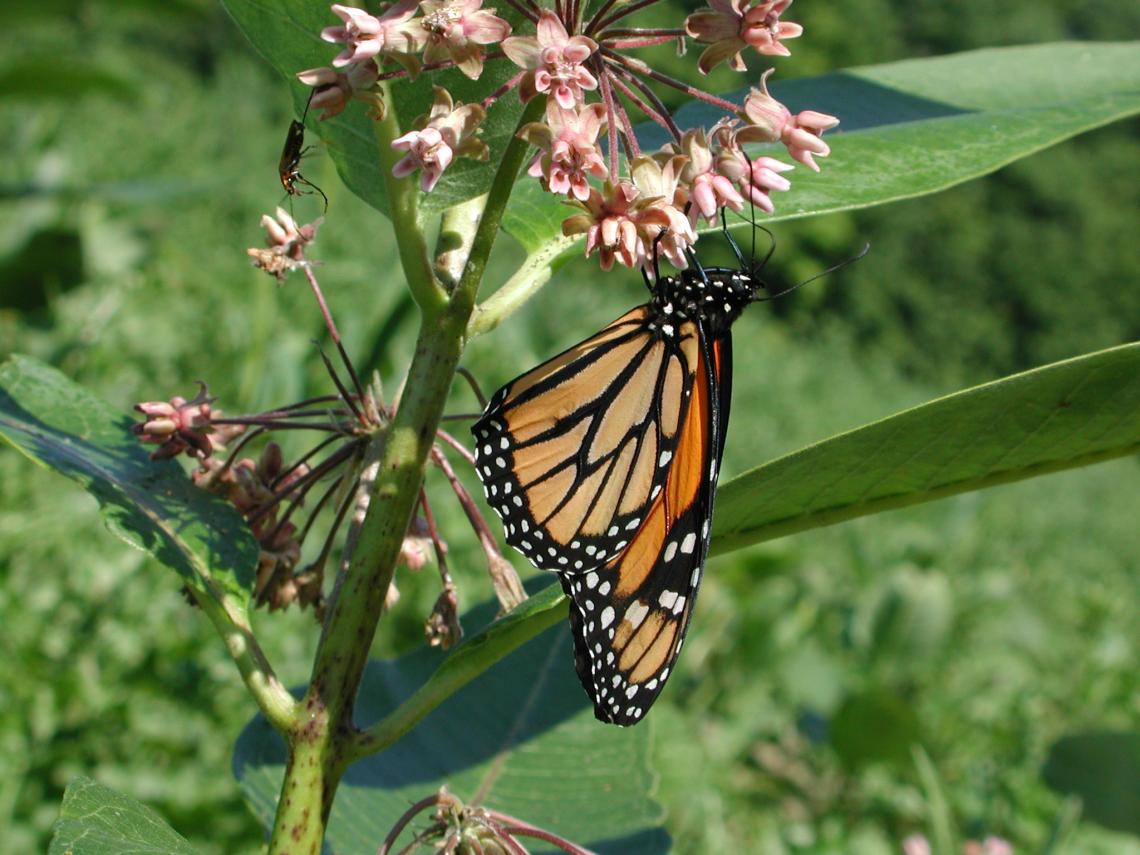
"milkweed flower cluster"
299,0,839,270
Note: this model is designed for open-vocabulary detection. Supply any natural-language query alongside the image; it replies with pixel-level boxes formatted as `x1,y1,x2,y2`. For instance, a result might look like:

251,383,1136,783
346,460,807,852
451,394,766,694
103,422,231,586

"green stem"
266,95,545,854
468,234,577,338
349,585,567,760
194,591,297,733
376,82,448,317
436,194,488,291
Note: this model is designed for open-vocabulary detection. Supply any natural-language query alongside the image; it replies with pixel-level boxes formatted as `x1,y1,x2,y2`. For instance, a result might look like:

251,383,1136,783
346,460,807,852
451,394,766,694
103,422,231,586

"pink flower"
391,86,488,192
630,154,695,268
739,69,839,171
519,102,608,201
711,121,794,213
502,10,598,108
322,2,423,68
409,0,512,80
561,182,647,271
673,126,745,225
901,835,932,855
686,0,802,74
562,158,694,271
296,60,382,119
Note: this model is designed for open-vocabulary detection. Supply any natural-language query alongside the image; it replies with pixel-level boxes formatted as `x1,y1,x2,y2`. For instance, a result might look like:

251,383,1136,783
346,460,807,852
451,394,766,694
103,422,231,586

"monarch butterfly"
279,93,328,211
472,231,770,725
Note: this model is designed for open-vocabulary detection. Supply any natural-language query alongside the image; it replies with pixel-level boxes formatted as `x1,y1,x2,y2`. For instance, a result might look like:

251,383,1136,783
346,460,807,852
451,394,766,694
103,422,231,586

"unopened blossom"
296,60,383,120
133,384,226,461
409,0,511,80
711,121,793,212
519,102,608,201
671,126,745,225
322,2,423,68
502,10,598,108
739,69,839,171
392,86,488,191
686,0,802,74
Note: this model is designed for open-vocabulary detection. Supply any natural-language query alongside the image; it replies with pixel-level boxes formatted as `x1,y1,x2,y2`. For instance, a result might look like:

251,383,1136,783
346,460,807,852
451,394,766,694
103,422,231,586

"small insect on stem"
279,91,329,212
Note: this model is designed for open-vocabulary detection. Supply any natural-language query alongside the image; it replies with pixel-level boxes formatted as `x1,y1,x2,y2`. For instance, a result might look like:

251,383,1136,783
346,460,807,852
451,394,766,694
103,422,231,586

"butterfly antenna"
753,242,870,303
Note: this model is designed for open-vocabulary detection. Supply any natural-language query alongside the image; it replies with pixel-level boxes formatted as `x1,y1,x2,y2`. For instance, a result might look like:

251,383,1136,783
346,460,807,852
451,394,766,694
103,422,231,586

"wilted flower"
502,10,598,108
391,86,489,191
425,585,462,648
686,0,802,74
260,207,320,260
519,102,608,201
133,384,228,461
409,0,511,79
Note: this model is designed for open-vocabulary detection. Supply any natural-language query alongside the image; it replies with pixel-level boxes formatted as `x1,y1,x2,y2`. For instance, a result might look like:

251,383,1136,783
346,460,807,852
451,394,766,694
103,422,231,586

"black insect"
279,93,328,211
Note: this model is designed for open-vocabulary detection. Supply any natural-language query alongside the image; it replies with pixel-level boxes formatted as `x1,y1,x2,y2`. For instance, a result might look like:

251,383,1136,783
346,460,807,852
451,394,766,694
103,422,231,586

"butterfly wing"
561,325,732,725
473,306,700,573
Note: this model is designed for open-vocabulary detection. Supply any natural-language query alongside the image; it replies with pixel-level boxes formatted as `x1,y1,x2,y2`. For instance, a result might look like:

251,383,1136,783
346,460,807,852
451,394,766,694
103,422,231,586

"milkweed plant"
6,1,1137,853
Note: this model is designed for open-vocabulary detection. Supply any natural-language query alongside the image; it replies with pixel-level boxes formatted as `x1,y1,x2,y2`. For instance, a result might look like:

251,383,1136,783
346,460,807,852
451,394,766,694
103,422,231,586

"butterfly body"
473,260,763,724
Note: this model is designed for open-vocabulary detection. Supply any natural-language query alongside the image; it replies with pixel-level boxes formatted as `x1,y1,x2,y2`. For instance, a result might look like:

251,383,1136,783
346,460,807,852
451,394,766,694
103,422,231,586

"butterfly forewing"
560,329,725,725
473,308,700,573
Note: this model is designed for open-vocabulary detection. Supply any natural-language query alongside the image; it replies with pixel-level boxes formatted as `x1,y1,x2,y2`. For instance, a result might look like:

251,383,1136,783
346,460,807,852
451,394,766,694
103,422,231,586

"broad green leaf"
830,690,921,770
0,355,257,605
49,777,198,855
712,342,1140,552
1043,731,1140,836
235,586,668,855
504,41,1140,254
221,0,529,218
0,60,138,101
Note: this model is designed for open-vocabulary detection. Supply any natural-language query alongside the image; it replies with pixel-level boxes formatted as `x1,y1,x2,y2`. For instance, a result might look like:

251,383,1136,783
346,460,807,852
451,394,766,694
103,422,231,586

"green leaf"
712,342,1140,552
830,689,921,770
0,60,138,102
504,40,1140,257
680,41,1140,223
221,0,528,219
0,355,257,605
235,586,668,855
49,777,198,855
1043,731,1140,835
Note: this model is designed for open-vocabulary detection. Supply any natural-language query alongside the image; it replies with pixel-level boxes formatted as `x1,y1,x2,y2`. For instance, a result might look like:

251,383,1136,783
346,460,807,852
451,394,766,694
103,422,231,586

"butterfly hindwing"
560,323,728,725
473,308,700,573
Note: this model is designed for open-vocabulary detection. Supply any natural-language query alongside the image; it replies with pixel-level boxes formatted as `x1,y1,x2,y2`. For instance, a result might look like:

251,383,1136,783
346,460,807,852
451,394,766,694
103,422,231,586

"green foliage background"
0,0,1137,853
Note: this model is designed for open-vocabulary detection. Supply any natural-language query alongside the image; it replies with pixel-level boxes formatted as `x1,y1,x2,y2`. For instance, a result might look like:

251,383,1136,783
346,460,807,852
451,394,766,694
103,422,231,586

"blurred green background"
1,0,1138,853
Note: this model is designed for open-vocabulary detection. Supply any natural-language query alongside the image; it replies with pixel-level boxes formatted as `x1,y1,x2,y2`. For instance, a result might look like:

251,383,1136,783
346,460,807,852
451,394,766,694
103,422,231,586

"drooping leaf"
712,342,1140,552
1043,731,1140,836
48,777,198,855
0,355,257,605
235,586,668,855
